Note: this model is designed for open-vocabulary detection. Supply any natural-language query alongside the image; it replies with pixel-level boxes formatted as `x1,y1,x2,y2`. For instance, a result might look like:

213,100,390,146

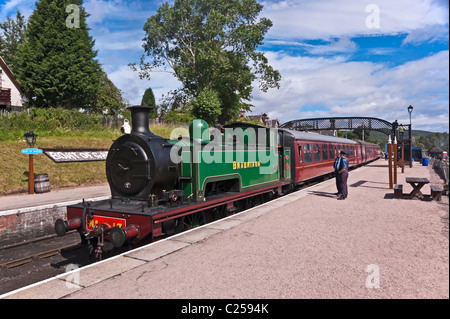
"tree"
141,87,158,118
93,71,127,116
417,132,449,153
192,88,221,124
0,10,27,74
16,0,102,110
134,0,281,123
353,125,371,141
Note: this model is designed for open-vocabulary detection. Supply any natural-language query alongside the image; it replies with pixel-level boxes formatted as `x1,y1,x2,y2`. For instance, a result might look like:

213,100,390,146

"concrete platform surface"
0,184,110,213
2,160,448,299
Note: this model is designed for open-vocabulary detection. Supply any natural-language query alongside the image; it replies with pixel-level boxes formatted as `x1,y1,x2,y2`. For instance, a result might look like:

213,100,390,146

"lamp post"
393,136,398,185
387,135,393,189
408,105,413,168
24,131,37,194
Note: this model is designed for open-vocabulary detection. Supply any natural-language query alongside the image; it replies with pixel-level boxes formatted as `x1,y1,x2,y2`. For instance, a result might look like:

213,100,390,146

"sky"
1,0,449,132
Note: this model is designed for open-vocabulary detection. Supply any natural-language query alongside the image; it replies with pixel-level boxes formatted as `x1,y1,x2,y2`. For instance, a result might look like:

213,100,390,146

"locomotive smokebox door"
108,141,150,195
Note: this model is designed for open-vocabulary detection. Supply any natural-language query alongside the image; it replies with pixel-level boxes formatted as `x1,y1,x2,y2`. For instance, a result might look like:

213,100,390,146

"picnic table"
405,177,430,200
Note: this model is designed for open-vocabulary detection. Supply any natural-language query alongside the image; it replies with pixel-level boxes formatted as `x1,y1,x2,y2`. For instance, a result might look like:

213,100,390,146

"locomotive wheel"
176,212,206,232
204,205,227,223
244,194,264,210
80,237,98,261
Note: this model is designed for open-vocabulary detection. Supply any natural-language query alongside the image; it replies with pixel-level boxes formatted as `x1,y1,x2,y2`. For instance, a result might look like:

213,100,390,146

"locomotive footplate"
59,182,291,246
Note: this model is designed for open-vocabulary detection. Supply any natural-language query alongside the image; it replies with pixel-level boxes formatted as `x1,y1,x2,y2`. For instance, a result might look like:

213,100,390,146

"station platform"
0,184,110,212
1,159,448,299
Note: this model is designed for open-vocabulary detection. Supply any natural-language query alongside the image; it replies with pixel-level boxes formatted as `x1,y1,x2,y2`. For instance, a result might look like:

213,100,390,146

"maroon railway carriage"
280,129,381,185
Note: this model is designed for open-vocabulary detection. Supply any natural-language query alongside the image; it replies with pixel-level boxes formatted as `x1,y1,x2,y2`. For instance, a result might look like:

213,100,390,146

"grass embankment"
0,109,186,196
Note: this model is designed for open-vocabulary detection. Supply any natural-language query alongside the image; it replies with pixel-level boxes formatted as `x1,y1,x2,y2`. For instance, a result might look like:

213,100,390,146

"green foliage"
352,125,371,141
141,87,158,118
16,0,102,110
161,105,196,124
0,107,108,141
416,132,449,153
236,116,263,126
93,71,127,116
0,10,27,74
134,0,281,123
192,89,221,125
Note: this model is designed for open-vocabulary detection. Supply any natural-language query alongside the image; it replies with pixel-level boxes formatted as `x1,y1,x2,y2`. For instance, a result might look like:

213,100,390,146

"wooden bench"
394,184,403,199
430,185,443,202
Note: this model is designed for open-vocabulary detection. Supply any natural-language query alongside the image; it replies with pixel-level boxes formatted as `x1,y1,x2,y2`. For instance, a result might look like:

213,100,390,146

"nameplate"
22,148,43,155
43,149,108,163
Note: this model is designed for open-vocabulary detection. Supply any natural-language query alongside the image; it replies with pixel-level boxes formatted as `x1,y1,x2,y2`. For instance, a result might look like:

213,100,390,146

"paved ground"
0,184,110,212
2,159,448,299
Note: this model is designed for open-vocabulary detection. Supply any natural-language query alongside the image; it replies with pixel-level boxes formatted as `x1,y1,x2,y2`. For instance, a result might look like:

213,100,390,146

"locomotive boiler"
106,106,178,200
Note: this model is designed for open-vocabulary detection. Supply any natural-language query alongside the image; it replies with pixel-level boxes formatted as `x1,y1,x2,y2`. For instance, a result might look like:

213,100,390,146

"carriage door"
297,142,304,182
361,145,366,163
278,132,285,179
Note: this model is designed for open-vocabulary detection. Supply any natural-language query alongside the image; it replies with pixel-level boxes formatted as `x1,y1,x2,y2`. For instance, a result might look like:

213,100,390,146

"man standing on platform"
338,151,349,200
333,151,342,197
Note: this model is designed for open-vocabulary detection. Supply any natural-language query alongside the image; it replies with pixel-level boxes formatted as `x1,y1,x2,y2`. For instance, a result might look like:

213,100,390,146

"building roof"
428,146,444,154
0,56,21,92
282,128,359,144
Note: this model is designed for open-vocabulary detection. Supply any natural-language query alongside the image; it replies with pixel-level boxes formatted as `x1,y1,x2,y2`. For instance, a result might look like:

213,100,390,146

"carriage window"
322,144,328,161
313,144,321,162
304,144,312,163
329,144,334,159
298,145,302,163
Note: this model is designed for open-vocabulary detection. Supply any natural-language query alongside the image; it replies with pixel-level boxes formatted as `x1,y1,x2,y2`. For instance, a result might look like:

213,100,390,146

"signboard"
86,215,126,231
43,149,108,163
22,148,43,155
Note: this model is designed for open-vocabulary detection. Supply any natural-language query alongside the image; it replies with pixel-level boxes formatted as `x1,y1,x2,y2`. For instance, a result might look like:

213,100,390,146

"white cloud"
262,0,449,41
402,24,449,45
108,64,182,106
306,37,358,55
94,29,143,51
251,50,449,132
84,0,151,24
0,0,33,20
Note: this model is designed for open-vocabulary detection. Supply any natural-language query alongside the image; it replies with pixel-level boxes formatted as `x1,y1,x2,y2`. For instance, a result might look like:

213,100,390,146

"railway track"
0,242,81,270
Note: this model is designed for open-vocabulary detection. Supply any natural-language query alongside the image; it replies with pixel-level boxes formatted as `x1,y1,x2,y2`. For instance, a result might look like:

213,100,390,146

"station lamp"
24,131,37,149
407,105,413,168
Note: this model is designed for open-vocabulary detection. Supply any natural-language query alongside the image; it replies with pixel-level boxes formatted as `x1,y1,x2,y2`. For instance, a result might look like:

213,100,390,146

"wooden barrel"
34,174,50,193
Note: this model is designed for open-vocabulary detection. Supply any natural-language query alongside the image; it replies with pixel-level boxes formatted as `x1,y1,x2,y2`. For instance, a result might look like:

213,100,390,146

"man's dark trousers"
335,170,341,195
340,170,348,199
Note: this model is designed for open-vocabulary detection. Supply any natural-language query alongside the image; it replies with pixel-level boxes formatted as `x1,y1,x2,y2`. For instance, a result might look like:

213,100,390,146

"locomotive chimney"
129,105,154,136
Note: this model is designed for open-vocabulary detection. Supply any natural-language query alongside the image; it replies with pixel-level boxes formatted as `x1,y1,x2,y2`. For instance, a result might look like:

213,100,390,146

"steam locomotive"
55,106,380,258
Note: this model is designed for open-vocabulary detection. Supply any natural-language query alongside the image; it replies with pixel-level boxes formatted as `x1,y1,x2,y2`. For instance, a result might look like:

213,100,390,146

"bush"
0,107,112,141
161,105,195,124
